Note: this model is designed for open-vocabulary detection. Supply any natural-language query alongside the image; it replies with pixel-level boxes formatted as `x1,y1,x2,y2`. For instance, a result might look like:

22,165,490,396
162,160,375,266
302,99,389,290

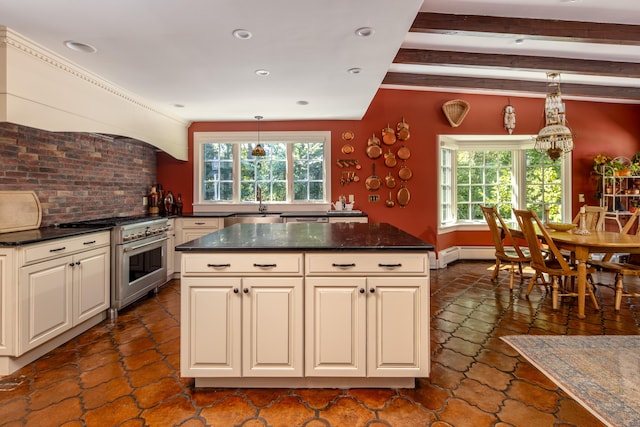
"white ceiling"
0,0,422,122
1,0,639,124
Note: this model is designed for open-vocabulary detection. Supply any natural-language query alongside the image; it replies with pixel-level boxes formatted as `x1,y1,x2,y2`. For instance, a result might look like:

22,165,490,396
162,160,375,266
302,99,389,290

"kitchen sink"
224,213,283,227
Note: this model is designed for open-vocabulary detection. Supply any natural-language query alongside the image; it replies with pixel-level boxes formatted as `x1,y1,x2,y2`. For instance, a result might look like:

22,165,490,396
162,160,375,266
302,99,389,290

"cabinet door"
166,219,175,278
182,230,212,243
366,277,429,377
242,277,303,377
305,277,366,377
0,250,14,355
73,247,110,325
181,277,242,377
19,257,73,354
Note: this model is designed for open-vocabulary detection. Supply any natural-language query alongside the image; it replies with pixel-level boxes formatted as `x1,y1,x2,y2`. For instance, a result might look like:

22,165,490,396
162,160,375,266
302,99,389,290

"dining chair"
588,209,640,311
571,205,605,231
513,209,600,311
481,206,532,290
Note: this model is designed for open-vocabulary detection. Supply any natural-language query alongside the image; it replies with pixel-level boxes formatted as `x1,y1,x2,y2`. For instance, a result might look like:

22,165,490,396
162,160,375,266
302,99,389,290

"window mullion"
514,149,525,212
287,144,293,203
233,143,241,203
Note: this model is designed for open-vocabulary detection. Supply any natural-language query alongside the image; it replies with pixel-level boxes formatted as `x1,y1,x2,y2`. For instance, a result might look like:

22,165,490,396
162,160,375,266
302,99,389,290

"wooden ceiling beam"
382,72,640,100
411,12,640,45
394,49,640,79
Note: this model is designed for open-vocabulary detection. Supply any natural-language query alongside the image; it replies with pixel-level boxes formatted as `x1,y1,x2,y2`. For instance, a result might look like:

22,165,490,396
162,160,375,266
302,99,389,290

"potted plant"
593,154,612,174
610,158,632,176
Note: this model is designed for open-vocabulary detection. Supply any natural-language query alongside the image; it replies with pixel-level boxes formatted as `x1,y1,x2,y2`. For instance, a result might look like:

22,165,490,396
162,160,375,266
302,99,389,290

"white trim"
193,131,332,213
1,28,188,160
438,223,490,234
438,134,573,230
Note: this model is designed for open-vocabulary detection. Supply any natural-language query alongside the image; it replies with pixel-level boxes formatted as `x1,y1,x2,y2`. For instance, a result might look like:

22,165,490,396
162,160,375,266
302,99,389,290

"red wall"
157,88,640,251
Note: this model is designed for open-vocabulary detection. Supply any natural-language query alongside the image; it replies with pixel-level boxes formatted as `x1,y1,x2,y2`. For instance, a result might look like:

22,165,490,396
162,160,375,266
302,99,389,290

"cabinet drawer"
23,232,110,265
328,216,368,223
183,253,303,275
181,218,223,229
306,252,428,275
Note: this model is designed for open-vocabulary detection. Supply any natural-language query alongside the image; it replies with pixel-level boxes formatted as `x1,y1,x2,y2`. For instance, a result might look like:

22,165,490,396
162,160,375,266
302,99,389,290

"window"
439,135,571,230
193,131,331,211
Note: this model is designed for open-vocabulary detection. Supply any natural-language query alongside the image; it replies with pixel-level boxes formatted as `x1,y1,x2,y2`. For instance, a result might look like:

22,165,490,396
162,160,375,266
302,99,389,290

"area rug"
501,335,640,427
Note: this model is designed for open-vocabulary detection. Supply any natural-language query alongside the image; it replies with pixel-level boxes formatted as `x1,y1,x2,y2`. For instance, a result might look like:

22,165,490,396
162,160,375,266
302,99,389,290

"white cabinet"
181,253,304,379
180,249,429,388
73,246,110,324
19,234,110,354
305,277,367,376
166,218,176,279
305,253,428,379
328,216,368,223
242,277,303,377
182,277,242,376
174,217,224,274
178,217,223,242
0,230,110,374
20,254,73,353
0,249,15,356
366,277,427,377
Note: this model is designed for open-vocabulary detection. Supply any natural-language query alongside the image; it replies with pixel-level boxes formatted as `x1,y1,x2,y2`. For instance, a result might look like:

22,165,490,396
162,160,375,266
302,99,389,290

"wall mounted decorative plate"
342,131,354,141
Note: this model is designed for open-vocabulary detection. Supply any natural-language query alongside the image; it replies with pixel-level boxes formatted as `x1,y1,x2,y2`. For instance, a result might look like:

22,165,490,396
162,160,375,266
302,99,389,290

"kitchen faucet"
257,186,267,213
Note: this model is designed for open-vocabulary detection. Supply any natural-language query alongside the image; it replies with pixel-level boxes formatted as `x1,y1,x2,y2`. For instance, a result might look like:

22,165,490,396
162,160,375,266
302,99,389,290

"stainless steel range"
60,216,169,318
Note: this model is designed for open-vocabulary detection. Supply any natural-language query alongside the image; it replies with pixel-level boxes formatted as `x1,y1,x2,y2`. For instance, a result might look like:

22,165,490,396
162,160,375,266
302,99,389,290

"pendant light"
251,115,266,157
534,73,574,161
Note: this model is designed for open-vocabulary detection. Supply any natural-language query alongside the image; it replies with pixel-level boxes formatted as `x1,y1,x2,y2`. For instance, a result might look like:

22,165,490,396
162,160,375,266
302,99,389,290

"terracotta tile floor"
2,261,639,427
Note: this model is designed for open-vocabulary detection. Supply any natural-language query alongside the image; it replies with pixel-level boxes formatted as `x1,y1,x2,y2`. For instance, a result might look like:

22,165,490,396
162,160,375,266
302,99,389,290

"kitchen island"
176,222,433,388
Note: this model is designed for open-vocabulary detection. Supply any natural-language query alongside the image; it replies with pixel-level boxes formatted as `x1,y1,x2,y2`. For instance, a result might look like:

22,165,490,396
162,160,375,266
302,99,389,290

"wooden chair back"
621,209,640,236
513,208,572,274
571,205,605,231
621,210,640,264
481,206,526,259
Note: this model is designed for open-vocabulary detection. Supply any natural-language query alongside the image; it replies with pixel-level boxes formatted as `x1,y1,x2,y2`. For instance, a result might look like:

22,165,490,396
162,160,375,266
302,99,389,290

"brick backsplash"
0,123,157,226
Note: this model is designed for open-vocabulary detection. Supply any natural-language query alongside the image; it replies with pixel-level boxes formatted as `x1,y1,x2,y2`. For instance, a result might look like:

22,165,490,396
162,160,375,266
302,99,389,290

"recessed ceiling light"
355,27,374,37
232,29,252,40
255,69,270,76
63,40,97,53
296,100,309,106
173,104,185,108
348,68,362,74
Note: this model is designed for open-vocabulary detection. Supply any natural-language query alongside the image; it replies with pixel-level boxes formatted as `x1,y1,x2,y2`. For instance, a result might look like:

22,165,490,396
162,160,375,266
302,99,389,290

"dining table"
509,227,640,319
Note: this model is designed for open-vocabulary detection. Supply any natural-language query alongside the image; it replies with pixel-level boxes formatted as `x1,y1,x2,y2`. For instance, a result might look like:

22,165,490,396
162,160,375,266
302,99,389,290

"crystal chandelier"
251,115,266,157
534,73,574,161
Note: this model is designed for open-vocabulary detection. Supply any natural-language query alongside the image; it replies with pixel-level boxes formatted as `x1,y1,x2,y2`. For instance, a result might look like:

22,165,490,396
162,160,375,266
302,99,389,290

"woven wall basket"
442,99,470,127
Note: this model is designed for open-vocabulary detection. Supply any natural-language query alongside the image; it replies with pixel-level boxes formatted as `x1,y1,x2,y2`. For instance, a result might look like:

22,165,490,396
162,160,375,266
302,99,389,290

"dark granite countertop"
281,211,366,217
0,226,112,246
180,211,367,218
175,222,433,252
178,213,235,218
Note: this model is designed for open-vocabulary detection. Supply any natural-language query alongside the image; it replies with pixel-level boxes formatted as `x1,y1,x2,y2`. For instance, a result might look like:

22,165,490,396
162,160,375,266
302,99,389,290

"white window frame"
193,131,332,213
438,134,572,233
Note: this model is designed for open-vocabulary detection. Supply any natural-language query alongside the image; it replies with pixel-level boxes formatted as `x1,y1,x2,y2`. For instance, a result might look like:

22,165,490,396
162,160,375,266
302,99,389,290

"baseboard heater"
436,246,495,268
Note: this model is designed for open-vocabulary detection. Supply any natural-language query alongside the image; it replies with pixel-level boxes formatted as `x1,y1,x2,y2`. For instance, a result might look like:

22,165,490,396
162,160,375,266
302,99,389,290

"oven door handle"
123,237,168,253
